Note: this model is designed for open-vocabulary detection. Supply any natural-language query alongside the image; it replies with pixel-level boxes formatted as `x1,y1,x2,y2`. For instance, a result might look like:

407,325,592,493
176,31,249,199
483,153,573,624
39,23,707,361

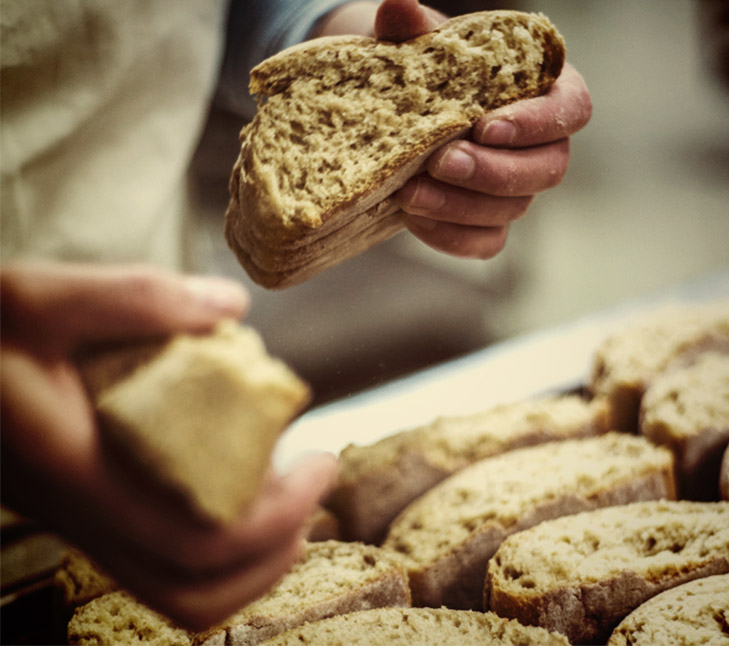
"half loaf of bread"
485,500,729,644
606,573,729,646
256,607,570,645
225,11,565,288
382,432,675,610
328,394,610,544
78,321,310,523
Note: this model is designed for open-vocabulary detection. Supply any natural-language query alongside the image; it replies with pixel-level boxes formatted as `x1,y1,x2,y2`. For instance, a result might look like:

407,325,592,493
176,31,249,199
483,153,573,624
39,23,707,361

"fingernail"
479,119,518,146
433,146,476,181
401,178,446,211
185,275,249,314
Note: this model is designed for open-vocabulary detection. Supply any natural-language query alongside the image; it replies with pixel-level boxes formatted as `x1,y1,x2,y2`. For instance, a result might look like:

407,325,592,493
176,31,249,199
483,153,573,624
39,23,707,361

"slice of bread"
256,607,570,645
67,591,193,646
640,350,729,499
589,301,729,432
79,321,311,523
55,549,118,614
328,394,610,544
606,573,729,646
196,540,411,646
225,11,565,288
382,432,675,610
485,500,729,645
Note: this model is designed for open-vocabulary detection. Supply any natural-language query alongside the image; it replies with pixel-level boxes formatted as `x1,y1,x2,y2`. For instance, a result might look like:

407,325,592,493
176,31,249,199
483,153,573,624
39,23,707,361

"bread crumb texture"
240,11,563,230
641,351,729,441
257,607,569,645
607,574,729,646
488,500,729,590
67,591,192,646
589,301,729,428
383,433,673,567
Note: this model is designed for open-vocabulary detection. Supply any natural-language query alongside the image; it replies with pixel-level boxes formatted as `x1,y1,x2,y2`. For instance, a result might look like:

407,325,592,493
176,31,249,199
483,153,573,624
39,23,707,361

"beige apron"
1,0,229,270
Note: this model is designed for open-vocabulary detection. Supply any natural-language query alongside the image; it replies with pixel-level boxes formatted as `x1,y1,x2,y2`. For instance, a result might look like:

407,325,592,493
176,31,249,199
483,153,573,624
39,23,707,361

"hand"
0,261,337,631
374,0,593,260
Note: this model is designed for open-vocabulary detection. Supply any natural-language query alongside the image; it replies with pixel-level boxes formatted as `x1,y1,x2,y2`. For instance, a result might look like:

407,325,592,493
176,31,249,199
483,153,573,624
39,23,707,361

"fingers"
0,261,249,354
424,137,571,198
67,453,338,630
475,63,593,148
374,0,447,42
404,217,510,260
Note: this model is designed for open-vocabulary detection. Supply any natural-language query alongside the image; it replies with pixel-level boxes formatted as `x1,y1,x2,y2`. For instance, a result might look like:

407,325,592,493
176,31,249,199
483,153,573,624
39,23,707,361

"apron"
1,0,229,270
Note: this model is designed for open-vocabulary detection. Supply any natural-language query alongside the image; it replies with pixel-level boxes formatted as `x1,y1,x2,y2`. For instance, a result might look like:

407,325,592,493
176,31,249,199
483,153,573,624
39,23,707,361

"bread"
256,607,570,645
640,350,729,499
606,573,729,646
382,432,675,610
55,549,117,613
328,394,610,544
722,444,729,500
303,507,341,542
79,321,310,523
485,500,729,645
589,300,729,432
225,11,565,288
196,540,411,646
67,591,192,646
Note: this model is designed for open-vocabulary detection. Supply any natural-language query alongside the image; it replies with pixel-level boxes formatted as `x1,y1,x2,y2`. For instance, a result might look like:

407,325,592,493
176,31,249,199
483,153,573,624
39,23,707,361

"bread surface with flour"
225,11,565,288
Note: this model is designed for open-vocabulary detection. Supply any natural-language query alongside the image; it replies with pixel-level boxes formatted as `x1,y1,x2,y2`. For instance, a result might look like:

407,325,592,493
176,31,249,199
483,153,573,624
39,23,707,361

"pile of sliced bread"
64,298,728,645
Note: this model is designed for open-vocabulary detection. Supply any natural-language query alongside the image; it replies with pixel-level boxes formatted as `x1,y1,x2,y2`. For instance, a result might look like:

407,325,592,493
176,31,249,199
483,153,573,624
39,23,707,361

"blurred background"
193,0,729,406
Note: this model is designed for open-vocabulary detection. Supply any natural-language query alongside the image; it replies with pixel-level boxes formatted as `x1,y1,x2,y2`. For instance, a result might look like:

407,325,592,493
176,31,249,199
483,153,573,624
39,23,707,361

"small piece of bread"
79,321,310,523
606,573,729,646
196,540,411,646
722,444,729,501
225,11,565,288
257,607,570,645
589,301,729,432
328,394,610,544
640,350,729,499
67,591,192,646
485,500,729,645
55,549,117,614
382,432,675,610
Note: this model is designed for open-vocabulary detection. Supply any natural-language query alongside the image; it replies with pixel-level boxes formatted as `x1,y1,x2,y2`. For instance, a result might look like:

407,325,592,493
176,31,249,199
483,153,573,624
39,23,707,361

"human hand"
374,0,593,260
0,261,337,631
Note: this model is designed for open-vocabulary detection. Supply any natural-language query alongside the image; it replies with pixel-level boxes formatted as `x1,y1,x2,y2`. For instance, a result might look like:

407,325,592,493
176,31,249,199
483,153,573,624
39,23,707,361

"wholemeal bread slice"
382,432,675,610
589,300,729,432
196,540,410,646
328,394,610,544
485,500,729,645
256,607,570,645
225,11,565,288
67,591,193,646
78,321,310,523
606,573,729,646
639,350,729,500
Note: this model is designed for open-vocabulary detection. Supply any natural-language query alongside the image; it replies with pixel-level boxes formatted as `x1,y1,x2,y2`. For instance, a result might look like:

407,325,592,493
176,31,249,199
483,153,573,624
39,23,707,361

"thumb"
375,0,447,42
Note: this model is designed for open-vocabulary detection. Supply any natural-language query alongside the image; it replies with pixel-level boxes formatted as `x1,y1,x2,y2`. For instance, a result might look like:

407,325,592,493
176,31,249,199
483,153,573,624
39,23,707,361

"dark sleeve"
215,0,352,120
